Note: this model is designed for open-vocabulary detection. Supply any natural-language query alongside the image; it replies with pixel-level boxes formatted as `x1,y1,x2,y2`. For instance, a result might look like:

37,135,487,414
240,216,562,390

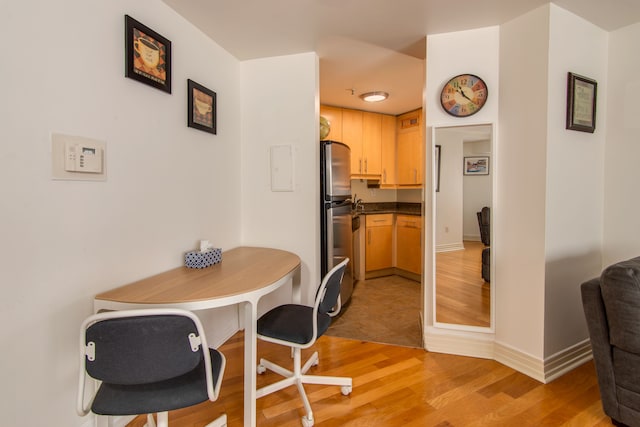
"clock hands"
457,87,473,102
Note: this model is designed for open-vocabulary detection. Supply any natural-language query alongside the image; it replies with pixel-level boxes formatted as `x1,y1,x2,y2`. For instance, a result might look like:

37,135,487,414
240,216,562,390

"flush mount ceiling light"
359,91,389,102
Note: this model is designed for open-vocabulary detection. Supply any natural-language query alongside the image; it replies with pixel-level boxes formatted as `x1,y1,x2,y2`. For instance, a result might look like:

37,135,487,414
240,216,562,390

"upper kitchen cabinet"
396,109,423,187
344,109,382,178
380,114,396,187
361,112,382,177
320,105,343,142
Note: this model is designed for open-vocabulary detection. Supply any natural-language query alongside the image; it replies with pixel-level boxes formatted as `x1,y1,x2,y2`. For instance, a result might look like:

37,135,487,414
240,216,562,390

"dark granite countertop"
356,202,422,216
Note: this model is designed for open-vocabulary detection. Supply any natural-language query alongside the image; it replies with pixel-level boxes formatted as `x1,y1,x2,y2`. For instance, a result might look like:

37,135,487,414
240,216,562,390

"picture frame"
125,15,172,93
435,145,441,192
464,156,489,175
188,79,217,134
566,72,596,133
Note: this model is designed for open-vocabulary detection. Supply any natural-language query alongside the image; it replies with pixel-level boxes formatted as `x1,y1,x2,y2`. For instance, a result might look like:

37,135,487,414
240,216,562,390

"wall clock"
440,74,488,117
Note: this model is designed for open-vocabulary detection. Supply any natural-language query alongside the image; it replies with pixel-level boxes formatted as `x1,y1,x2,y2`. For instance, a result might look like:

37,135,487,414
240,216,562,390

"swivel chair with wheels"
256,258,352,427
77,308,227,427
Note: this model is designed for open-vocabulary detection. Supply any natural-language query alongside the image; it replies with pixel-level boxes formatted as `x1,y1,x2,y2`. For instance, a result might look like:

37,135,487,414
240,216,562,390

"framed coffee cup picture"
188,79,217,134
125,15,172,93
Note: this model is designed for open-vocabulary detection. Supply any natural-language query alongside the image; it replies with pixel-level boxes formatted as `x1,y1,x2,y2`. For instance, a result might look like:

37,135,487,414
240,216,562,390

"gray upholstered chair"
581,257,640,427
77,308,227,427
256,258,352,427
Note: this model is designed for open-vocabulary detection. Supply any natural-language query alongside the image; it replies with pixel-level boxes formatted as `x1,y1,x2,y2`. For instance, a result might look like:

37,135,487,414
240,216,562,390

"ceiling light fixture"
359,91,389,102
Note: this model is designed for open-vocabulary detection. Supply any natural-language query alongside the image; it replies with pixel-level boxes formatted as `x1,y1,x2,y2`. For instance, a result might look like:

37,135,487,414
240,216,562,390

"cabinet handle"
364,158,368,173
368,229,371,245
359,159,362,174
383,169,386,183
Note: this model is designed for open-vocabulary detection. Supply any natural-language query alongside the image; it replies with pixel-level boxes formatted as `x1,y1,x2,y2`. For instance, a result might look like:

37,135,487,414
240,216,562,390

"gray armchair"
581,257,640,427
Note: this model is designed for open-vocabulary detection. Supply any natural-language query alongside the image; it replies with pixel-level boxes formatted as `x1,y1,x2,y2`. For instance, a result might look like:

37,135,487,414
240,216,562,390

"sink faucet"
352,194,364,212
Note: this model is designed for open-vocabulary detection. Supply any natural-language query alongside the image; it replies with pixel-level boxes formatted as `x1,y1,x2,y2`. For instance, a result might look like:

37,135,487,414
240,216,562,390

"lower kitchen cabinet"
365,214,393,271
396,215,422,275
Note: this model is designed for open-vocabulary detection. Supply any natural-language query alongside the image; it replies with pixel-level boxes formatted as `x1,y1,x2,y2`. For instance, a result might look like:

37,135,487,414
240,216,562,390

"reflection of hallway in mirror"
436,241,490,327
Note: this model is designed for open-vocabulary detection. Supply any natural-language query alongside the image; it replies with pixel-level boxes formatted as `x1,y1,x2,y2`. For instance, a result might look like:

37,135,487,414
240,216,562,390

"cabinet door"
320,105,343,142
396,109,423,186
396,215,422,274
362,112,381,176
342,109,363,175
365,214,393,271
381,114,396,186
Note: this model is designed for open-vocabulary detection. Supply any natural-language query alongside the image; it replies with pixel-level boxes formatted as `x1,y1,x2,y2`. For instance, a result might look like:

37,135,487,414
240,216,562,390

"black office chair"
77,308,227,427
477,206,490,282
256,258,352,427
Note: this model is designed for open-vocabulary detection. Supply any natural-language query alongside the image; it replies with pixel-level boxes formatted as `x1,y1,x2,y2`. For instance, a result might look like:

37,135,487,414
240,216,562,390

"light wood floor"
128,332,609,427
436,241,490,327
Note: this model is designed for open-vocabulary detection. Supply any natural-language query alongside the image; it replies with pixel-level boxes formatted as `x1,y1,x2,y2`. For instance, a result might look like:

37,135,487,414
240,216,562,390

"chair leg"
204,413,228,427
144,413,157,427
257,347,352,426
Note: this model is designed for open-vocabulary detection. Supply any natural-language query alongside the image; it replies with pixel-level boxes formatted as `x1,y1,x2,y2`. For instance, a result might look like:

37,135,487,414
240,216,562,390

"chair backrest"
77,308,219,417
84,313,202,385
477,206,490,246
316,257,348,316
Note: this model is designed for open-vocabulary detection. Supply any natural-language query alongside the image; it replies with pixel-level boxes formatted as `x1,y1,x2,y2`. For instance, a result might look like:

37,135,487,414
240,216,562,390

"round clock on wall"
440,74,488,117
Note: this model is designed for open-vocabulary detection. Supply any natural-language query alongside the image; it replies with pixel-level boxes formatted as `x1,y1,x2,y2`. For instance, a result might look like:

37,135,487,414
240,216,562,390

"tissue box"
185,248,222,269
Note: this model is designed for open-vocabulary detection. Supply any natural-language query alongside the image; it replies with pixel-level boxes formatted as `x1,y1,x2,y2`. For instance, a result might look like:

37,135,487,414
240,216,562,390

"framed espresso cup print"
188,79,217,135
125,15,172,93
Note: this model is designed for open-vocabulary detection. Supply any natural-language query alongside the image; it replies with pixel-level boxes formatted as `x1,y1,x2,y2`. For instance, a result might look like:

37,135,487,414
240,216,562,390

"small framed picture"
188,79,217,134
566,72,596,133
125,15,172,93
464,156,489,175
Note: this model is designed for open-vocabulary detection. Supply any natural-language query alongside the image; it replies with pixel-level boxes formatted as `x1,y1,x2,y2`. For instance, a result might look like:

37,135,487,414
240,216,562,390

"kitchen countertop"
356,202,422,216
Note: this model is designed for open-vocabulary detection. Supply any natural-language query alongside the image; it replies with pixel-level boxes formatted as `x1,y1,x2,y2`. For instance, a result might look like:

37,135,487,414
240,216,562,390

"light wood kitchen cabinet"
343,109,382,178
320,105,343,142
396,109,423,187
342,108,363,175
365,214,393,271
380,114,396,186
396,214,422,275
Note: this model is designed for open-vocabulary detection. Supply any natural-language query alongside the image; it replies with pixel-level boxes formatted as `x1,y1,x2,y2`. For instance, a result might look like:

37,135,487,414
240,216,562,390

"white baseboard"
464,234,481,242
543,339,593,383
435,242,465,253
426,328,593,384
424,327,495,359
494,339,593,383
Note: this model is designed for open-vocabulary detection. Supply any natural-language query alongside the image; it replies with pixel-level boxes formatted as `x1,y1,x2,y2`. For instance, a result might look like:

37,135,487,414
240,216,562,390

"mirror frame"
430,123,496,333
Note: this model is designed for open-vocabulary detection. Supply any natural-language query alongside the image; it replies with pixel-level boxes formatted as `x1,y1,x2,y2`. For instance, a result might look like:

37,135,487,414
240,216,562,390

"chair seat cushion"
91,348,223,415
258,304,331,345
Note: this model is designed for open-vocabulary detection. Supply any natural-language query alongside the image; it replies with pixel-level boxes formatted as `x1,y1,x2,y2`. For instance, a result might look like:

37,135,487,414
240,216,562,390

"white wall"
497,5,549,359
603,22,640,266
434,130,464,251
0,1,242,425
544,4,607,357
463,140,492,240
240,52,320,306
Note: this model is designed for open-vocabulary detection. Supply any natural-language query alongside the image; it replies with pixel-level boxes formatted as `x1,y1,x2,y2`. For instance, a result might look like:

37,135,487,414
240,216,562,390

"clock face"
440,74,488,117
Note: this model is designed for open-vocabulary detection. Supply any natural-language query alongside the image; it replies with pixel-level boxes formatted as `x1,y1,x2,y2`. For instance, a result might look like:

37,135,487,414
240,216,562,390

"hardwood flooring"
436,241,490,327
128,332,609,427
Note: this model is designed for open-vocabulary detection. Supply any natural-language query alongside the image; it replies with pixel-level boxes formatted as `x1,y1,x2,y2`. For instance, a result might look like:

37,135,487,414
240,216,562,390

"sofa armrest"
581,278,619,419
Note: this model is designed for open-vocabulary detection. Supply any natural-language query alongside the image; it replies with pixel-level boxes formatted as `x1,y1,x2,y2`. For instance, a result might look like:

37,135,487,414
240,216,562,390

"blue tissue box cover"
185,248,222,269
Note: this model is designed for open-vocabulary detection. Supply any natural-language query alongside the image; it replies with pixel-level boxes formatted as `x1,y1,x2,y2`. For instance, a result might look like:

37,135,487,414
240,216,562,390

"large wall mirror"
432,123,495,331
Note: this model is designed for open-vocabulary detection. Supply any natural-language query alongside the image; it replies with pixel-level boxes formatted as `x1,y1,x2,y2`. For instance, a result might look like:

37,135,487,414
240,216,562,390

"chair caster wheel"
341,385,352,396
257,364,266,374
301,415,314,427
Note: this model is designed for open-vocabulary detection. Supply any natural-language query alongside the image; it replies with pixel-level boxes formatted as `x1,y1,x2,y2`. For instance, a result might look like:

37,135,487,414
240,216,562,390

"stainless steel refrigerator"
320,140,353,305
